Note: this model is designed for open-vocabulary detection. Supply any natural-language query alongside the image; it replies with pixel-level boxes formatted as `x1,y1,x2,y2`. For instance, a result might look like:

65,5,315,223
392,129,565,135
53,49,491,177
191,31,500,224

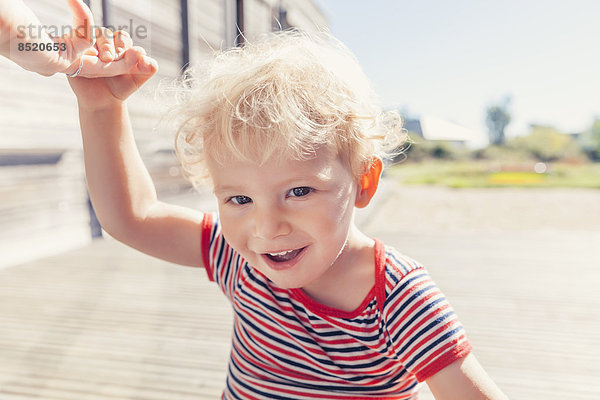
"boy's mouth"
263,246,306,263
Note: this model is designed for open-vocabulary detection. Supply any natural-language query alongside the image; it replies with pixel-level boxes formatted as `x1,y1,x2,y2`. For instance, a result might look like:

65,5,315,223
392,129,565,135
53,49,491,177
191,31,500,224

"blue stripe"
241,284,381,350
246,273,381,342
397,297,445,337
250,273,381,327
388,289,445,337
223,361,237,399
230,327,297,384
213,239,226,277
209,221,218,246
386,251,412,275
234,307,394,377
395,310,457,355
230,340,413,396
228,353,292,399
405,325,463,369
232,318,339,378
386,268,400,286
221,248,235,296
385,272,431,312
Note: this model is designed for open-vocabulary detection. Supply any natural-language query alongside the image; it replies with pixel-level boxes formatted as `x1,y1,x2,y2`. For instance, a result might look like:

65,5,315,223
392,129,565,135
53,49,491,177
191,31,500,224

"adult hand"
0,0,95,76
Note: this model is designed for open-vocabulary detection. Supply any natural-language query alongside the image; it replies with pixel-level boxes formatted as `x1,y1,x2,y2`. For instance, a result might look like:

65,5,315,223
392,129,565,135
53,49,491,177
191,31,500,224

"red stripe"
401,316,456,362
386,278,439,334
393,303,451,355
201,213,214,281
243,279,384,349
232,340,408,397
414,336,472,382
236,305,397,379
240,282,391,364
248,377,413,400
233,331,320,382
374,239,387,314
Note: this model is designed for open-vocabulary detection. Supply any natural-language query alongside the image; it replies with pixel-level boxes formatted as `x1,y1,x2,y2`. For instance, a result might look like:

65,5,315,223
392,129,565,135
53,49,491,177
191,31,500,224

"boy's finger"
78,50,135,77
96,54,157,101
124,55,158,95
131,45,147,56
95,27,116,62
66,0,95,51
135,55,158,79
77,47,154,78
113,31,133,60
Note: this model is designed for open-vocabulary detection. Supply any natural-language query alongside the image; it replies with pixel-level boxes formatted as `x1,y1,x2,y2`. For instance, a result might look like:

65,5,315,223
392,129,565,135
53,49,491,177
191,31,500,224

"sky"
317,0,600,144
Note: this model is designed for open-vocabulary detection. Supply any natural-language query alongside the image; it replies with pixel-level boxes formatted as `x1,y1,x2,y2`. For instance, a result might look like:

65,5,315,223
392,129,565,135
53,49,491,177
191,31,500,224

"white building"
404,114,488,149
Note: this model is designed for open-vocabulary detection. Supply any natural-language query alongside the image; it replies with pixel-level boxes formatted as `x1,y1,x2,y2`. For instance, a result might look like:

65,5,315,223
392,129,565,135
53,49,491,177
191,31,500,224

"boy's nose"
252,205,292,240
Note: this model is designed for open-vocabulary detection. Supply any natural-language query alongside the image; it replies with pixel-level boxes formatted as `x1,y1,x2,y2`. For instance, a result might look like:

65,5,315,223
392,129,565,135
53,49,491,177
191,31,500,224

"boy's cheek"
219,220,245,248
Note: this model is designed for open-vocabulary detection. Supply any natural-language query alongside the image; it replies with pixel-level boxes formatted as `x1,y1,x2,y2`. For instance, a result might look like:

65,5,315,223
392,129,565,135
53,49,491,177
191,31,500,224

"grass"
385,160,600,189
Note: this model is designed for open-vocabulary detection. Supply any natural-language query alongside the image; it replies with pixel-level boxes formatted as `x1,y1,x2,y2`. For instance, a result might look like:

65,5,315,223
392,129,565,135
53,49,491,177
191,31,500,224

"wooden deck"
0,238,232,400
1,183,600,399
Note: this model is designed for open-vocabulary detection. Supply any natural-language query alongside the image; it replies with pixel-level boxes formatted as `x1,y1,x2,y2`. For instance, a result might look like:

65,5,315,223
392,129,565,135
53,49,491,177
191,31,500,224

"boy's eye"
230,195,252,205
288,187,313,197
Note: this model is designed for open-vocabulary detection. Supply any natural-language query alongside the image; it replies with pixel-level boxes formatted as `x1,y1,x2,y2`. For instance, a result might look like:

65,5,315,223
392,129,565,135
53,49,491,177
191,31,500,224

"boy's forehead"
208,150,348,189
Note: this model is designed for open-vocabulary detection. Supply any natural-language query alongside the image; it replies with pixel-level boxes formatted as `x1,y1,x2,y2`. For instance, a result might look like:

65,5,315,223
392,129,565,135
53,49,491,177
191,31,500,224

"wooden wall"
0,0,327,269
0,0,87,268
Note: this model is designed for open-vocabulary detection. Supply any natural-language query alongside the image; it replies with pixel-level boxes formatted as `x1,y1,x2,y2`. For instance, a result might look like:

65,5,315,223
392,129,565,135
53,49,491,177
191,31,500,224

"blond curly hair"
169,30,406,187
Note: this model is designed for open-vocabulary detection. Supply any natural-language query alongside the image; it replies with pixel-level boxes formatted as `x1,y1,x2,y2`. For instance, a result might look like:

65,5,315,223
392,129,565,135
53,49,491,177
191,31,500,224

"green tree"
581,118,600,161
509,126,581,162
485,97,511,145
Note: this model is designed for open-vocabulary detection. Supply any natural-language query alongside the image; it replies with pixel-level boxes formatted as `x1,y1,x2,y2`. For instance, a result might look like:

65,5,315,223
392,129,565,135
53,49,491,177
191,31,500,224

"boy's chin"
253,266,307,290
260,272,300,289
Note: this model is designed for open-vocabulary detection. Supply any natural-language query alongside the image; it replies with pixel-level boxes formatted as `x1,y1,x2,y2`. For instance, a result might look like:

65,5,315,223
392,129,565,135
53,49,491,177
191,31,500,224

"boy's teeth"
265,247,303,262
270,250,292,256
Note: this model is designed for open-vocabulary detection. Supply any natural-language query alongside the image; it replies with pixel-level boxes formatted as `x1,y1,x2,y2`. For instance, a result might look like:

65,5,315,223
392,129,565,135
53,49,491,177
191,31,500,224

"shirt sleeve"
383,267,472,382
201,212,244,300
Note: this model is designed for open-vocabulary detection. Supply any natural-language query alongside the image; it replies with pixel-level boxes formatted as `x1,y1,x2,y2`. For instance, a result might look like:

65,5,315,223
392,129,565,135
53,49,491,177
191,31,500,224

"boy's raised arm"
70,30,206,268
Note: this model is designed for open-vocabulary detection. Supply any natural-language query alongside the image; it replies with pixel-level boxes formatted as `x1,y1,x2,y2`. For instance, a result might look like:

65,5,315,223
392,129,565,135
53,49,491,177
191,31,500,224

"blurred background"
323,0,600,193
0,1,599,399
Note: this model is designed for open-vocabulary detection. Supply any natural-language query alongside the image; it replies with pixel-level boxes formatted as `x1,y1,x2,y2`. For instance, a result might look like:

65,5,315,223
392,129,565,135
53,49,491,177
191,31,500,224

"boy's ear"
355,158,383,209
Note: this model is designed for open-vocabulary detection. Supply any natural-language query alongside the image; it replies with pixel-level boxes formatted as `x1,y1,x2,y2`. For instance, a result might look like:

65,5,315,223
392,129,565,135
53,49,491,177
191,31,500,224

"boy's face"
208,148,361,290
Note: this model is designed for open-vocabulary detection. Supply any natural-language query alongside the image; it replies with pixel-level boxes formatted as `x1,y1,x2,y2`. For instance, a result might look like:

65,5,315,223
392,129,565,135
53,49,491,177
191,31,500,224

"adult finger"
113,31,133,60
95,27,116,62
83,47,99,57
66,0,96,53
65,48,98,75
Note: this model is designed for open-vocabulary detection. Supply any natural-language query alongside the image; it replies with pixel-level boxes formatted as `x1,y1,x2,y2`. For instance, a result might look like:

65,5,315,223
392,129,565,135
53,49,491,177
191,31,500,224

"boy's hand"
67,28,158,110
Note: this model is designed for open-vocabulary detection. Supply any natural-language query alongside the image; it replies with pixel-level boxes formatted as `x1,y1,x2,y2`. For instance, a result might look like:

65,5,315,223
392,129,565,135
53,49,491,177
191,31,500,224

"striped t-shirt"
201,213,472,399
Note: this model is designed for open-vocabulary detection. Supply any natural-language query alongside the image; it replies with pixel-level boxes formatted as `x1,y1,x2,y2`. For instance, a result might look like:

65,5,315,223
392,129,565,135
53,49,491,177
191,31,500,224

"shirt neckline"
288,239,386,319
